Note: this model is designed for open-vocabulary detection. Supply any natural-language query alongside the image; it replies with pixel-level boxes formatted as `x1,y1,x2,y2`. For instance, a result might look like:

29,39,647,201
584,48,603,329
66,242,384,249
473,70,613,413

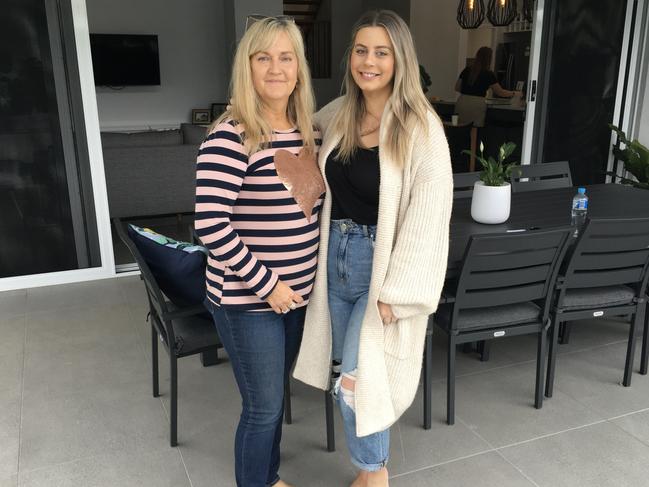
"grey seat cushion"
560,285,635,310
101,129,182,149
181,123,209,145
436,301,541,331
103,145,198,217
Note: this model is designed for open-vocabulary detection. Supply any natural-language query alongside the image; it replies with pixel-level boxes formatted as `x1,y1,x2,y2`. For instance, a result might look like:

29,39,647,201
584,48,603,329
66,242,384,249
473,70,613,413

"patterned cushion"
561,286,635,310
436,301,541,331
127,224,208,306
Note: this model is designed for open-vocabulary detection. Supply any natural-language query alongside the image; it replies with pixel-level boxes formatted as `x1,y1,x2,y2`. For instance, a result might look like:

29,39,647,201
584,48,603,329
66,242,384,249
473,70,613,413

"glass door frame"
0,0,115,292
523,0,649,172
520,0,547,166
606,0,648,181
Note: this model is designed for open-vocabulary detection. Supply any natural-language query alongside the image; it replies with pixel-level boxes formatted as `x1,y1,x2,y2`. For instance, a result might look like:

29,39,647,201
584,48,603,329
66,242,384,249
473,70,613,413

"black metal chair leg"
479,340,491,362
447,334,456,425
170,354,178,447
623,307,643,387
535,325,548,409
200,348,219,366
152,325,159,398
284,379,292,425
325,390,335,452
559,321,572,344
641,302,649,375
545,318,560,398
423,329,433,429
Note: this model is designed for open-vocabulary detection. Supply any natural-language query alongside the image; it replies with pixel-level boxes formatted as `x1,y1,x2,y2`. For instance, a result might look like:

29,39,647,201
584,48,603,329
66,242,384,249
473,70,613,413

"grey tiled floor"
2,277,649,486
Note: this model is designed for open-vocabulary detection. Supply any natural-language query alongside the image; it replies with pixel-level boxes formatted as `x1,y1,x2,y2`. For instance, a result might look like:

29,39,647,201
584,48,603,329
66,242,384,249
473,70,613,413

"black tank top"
325,146,380,225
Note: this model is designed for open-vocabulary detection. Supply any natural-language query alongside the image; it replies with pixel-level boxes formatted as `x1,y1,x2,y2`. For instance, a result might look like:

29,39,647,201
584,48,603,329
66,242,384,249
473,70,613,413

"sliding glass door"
524,0,637,185
0,0,102,279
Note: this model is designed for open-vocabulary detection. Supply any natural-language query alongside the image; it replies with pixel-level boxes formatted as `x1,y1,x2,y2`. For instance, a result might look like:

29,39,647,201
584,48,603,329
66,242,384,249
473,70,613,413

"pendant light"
487,0,517,26
457,0,486,29
522,0,534,22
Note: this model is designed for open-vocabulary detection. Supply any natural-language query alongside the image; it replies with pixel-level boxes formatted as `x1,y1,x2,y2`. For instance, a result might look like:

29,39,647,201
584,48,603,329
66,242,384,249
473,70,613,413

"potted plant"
464,141,519,224
608,124,649,190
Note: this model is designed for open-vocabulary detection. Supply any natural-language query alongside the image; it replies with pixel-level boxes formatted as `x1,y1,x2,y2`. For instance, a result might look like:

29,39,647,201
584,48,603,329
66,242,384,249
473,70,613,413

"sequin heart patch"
274,148,325,222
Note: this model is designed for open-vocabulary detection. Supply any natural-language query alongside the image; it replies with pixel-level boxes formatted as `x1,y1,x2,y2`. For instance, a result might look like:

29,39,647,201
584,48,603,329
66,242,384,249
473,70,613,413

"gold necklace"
359,111,380,137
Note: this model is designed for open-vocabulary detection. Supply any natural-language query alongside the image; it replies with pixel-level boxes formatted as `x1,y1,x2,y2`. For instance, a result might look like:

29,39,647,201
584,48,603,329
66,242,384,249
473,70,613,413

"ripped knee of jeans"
338,370,357,412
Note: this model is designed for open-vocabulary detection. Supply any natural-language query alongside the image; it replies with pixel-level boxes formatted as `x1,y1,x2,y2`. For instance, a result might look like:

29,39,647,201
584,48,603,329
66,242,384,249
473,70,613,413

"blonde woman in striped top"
194,16,322,487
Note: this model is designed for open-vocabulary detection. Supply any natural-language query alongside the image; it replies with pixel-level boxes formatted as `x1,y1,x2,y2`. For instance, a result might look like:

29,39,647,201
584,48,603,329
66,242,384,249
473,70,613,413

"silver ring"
289,302,296,310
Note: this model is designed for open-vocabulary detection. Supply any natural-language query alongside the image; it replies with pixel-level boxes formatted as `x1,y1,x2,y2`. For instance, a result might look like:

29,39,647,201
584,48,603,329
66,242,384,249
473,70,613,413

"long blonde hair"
211,17,316,154
331,10,436,164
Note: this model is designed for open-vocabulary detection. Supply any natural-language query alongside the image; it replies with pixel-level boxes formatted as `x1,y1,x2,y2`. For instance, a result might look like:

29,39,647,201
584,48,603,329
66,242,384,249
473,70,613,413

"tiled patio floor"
1,277,649,486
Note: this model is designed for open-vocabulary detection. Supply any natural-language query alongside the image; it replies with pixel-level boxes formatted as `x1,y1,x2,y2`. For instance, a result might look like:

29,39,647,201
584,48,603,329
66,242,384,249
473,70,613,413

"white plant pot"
471,181,511,224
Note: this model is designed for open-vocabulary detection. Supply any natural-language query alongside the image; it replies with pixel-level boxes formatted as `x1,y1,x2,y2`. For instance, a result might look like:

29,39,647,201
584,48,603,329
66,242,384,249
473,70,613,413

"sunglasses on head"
245,14,295,31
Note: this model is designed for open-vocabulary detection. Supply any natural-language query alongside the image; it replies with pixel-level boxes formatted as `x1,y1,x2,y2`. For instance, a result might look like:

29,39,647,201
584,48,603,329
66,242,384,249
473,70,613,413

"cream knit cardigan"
293,97,453,437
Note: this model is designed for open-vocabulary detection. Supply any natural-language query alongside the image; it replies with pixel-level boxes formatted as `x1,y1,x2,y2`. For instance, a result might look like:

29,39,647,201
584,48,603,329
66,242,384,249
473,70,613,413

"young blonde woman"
293,10,452,487
195,17,322,487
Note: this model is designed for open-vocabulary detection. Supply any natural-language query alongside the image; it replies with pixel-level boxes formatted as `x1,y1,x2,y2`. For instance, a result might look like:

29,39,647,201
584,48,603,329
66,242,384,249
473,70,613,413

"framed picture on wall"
191,109,211,125
211,103,228,121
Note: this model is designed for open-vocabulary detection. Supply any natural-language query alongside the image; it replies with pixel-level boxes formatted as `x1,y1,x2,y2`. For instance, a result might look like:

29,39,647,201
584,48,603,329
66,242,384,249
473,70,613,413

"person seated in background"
454,46,520,127
455,46,519,99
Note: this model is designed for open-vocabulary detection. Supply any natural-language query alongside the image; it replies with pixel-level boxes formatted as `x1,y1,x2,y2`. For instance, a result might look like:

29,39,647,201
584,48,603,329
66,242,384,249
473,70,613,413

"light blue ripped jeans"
328,219,390,472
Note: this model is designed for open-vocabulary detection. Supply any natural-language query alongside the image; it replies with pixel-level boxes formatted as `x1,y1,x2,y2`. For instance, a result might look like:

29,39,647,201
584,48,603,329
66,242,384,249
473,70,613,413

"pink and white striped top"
194,120,322,311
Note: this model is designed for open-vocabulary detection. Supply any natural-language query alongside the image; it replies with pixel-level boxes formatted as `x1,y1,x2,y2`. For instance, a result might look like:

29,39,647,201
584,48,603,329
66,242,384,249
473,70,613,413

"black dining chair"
431,227,572,425
511,161,572,193
192,225,335,451
113,218,224,447
545,217,649,397
423,293,452,429
453,171,481,199
444,122,473,173
643,293,649,376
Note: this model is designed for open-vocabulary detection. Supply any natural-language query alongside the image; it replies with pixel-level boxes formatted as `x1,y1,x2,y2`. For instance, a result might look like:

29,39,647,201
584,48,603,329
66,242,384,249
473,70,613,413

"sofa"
101,123,208,218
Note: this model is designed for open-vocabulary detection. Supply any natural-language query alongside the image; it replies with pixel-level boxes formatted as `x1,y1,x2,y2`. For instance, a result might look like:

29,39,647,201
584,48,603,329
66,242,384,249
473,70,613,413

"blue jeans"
328,219,390,472
204,299,305,487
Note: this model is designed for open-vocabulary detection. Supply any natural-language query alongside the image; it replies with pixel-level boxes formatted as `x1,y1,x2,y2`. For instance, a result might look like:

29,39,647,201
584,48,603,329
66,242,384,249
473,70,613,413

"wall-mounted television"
90,34,160,86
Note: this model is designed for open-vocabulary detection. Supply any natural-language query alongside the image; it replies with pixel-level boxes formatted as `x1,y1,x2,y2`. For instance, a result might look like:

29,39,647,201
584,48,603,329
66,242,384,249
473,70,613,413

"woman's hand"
378,301,397,326
266,280,304,314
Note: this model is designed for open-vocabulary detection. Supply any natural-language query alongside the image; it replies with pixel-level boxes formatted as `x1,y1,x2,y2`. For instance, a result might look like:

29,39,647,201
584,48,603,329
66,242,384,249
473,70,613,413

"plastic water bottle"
571,187,588,236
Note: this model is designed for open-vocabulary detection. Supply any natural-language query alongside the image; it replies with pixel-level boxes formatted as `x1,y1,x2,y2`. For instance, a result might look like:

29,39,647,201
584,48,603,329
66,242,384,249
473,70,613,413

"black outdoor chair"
545,217,649,397
113,217,223,447
423,293,451,429
284,377,336,452
453,171,481,199
190,225,336,451
511,161,572,193
191,227,306,423
444,122,473,173
431,227,572,425
643,292,649,375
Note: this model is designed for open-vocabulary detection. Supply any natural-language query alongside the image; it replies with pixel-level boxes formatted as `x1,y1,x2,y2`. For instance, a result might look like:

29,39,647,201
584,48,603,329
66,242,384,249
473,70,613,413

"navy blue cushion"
127,224,207,306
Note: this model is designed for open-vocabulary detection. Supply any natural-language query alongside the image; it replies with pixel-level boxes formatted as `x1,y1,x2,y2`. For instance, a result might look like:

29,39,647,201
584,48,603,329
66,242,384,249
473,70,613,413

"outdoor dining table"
446,183,649,274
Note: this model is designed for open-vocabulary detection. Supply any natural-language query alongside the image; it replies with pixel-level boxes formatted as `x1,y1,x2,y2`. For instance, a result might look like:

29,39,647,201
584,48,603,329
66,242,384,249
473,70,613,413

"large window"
0,0,101,278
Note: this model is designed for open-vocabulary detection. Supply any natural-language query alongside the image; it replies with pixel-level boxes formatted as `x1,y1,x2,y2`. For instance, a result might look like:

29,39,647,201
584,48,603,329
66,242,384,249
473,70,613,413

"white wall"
362,0,409,22
229,0,282,43
466,26,496,62
410,0,461,101
86,0,228,131
313,0,363,107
